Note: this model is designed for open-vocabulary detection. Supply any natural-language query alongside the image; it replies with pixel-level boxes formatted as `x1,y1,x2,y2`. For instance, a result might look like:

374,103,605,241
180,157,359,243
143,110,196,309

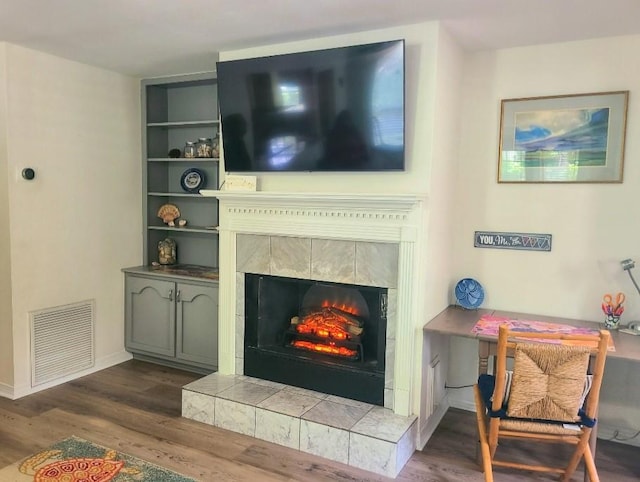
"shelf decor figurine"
157,203,180,226
158,238,177,265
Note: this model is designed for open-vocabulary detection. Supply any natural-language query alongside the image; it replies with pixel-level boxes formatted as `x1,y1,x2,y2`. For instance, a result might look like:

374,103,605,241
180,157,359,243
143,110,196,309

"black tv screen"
216,39,405,172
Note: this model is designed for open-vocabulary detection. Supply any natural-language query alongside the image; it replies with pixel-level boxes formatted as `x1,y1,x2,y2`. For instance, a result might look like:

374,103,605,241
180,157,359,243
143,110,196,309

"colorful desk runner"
472,315,615,351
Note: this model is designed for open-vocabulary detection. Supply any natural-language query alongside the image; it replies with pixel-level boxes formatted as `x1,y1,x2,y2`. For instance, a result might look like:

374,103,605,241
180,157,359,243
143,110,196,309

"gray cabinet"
125,273,218,372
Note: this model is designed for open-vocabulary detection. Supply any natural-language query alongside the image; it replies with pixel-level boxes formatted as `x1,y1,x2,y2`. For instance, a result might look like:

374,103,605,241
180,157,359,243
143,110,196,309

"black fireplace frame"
244,274,387,405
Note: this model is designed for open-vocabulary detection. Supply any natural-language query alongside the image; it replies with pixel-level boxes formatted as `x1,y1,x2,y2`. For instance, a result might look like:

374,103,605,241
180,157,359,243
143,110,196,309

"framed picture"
498,91,629,183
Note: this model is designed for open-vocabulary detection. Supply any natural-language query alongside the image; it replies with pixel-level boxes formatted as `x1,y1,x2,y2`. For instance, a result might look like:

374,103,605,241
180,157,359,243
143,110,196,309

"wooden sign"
474,231,552,252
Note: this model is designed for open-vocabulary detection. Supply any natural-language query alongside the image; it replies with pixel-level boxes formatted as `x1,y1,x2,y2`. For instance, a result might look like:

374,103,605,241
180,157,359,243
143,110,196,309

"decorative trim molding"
201,190,424,212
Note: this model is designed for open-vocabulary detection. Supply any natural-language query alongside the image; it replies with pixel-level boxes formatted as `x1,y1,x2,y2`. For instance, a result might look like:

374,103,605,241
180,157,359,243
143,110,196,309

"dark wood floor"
0,360,638,481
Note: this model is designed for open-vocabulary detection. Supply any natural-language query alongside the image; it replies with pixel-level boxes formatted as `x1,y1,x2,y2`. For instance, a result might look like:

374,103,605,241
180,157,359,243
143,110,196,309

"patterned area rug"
0,436,197,481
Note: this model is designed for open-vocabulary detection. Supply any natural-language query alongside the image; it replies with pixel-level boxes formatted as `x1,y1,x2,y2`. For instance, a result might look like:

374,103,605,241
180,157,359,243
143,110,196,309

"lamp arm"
627,269,640,298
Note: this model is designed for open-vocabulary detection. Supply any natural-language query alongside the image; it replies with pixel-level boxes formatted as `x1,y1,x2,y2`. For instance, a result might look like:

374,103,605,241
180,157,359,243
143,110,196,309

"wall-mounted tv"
216,39,405,172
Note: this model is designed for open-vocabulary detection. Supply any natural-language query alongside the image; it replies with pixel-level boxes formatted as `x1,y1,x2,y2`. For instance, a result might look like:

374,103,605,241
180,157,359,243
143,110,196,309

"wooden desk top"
424,305,640,362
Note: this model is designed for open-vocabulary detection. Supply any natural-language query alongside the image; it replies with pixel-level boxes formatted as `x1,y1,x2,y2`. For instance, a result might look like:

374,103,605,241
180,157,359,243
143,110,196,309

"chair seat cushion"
507,344,590,422
477,373,596,428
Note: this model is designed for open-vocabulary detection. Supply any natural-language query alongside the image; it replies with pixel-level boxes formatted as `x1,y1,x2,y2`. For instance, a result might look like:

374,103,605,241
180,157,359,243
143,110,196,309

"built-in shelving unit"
142,72,220,269
122,71,220,374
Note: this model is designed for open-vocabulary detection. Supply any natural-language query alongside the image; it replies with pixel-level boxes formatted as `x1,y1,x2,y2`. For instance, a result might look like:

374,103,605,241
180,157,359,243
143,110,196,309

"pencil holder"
605,314,620,330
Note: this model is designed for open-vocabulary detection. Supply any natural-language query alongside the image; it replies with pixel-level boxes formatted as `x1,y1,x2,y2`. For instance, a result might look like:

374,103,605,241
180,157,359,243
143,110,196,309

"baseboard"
597,423,640,448
0,381,14,400
447,388,476,412
11,350,133,399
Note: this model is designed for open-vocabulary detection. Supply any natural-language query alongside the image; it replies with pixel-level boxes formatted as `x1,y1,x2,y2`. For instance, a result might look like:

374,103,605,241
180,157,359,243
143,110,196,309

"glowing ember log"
291,307,364,339
291,340,358,358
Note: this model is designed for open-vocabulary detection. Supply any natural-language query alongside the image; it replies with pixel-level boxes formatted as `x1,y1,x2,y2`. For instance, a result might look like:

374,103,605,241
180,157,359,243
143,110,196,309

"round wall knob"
21,168,35,180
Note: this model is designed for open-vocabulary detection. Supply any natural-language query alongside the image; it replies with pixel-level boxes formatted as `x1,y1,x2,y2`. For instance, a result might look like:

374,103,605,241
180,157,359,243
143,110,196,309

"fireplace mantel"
201,190,424,211
202,189,428,417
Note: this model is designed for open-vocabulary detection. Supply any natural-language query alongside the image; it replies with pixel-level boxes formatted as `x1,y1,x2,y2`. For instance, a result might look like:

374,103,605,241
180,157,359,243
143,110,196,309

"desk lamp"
621,259,640,294
620,259,640,333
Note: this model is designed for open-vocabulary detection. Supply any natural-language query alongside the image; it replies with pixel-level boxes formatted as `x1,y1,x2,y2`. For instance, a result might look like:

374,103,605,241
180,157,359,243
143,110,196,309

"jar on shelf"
184,141,196,158
196,137,213,158
211,136,220,158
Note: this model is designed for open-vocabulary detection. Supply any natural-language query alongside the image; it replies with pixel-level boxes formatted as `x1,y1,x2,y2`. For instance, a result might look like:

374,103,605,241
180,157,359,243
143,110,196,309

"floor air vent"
31,300,95,387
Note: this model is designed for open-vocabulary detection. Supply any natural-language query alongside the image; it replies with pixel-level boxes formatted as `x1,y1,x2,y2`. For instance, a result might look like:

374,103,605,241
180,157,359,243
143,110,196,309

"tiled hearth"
182,373,417,478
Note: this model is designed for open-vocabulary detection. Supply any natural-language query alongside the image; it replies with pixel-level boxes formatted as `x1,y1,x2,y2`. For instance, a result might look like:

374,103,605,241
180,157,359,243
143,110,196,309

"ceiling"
1,0,639,78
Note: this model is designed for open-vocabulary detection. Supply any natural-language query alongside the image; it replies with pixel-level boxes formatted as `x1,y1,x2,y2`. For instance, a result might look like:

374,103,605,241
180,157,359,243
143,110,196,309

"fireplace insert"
244,274,387,405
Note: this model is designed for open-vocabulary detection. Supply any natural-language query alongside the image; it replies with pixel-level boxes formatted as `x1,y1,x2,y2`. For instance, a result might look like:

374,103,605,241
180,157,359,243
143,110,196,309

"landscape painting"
498,91,628,183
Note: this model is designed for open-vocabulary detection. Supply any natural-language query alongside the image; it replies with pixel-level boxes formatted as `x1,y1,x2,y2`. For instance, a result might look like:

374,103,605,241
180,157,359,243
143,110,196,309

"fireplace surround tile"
255,408,301,449
301,399,372,431
355,242,399,288
270,236,311,278
348,432,398,477
181,391,215,424
282,385,329,400
183,373,238,395
237,234,270,274
310,239,356,284
351,406,415,442
257,390,321,417
299,419,350,465
214,398,256,436
216,380,278,405
325,394,373,410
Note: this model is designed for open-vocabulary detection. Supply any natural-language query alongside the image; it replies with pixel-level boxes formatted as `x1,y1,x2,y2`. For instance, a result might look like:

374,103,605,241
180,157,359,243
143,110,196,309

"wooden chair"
473,324,610,482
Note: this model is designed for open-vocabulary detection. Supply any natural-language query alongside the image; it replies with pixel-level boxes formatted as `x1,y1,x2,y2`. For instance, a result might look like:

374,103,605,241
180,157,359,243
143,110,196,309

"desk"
424,305,640,374
424,305,640,481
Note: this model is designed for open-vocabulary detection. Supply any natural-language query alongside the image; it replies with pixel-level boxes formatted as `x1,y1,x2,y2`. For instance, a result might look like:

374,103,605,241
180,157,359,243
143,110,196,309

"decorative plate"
454,278,485,309
180,168,206,193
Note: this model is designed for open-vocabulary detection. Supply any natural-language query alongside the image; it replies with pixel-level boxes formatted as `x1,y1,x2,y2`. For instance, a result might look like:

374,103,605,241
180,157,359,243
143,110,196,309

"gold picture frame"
498,91,629,183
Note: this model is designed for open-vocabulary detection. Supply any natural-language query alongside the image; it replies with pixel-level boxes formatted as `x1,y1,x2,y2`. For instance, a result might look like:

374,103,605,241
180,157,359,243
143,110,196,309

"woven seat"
473,324,610,482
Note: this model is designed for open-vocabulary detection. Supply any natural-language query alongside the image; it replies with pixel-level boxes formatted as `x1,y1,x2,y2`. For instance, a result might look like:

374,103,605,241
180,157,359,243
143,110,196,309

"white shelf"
148,158,219,162
148,225,219,234
147,120,219,127
148,192,212,198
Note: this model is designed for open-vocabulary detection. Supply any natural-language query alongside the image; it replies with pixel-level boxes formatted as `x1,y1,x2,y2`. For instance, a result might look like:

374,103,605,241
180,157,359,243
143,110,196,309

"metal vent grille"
31,300,95,387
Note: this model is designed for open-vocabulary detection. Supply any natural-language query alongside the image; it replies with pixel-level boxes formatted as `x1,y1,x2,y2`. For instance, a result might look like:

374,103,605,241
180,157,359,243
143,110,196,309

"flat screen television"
216,39,405,172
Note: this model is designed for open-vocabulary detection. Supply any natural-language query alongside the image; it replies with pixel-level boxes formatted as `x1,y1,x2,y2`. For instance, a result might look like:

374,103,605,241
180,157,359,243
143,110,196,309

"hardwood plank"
0,360,638,481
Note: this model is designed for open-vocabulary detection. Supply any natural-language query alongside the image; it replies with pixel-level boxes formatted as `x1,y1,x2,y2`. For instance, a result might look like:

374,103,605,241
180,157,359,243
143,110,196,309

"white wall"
450,34,640,442
0,43,14,392
2,44,141,397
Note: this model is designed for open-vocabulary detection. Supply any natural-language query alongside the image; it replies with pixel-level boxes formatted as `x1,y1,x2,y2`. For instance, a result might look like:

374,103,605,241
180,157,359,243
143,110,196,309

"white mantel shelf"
200,190,426,211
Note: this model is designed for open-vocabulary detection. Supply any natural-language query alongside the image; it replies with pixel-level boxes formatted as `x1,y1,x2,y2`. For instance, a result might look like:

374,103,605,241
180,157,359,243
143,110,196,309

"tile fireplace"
190,190,428,477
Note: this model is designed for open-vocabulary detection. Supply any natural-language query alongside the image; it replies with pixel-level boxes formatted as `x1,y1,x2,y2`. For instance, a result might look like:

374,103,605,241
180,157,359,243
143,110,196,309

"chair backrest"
491,324,610,424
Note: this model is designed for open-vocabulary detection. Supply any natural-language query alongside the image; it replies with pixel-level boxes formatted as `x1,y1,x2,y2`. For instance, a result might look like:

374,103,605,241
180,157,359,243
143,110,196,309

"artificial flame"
292,340,358,358
321,299,360,316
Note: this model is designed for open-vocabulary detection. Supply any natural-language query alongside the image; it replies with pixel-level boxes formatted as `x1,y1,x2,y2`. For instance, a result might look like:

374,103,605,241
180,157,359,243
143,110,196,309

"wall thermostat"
21,168,35,180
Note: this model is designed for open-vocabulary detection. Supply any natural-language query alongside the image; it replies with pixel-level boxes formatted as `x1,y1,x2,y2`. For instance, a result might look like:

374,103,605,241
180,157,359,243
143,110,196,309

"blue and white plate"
454,278,485,309
180,168,206,193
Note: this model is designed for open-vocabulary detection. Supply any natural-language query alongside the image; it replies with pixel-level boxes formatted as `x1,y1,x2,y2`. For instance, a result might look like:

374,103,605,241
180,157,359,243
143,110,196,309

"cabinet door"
176,282,218,367
125,276,176,357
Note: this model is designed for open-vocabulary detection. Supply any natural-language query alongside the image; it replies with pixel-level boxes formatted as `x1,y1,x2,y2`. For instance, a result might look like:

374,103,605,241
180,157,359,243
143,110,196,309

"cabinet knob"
168,289,173,301
176,289,181,302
